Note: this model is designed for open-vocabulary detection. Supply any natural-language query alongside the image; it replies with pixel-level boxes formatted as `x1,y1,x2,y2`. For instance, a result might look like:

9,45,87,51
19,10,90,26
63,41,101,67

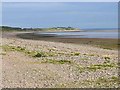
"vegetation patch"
41,59,72,64
0,52,6,55
89,54,95,56
2,45,25,52
55,76,119,88
74,52,80,56
95,76,119,87
32,51,47,57
76,63,118,72
103,59,110,64
103,47,113,50
83,53,87,55
2,45,55,57
87,63,118,71
104,56,111,60
71,52,80,56
80,57,89,60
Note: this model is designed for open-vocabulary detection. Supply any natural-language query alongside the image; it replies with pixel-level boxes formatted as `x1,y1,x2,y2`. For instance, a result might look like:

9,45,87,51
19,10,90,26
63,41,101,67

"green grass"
73,52,80,56
55,76,119,88
103,60,110,64
0,52,6,55
2,45,82,57
71,52,80,56
86,63,116,71
80,57,89,60
32,51,47,57
102,47,113,50
27,59,72,65
83,53,87,55
41,59,72,64
89,54,95,56
104,56,111,60
2,45,55,57
76,63,118,72
95,76,119,87
2,45,26,52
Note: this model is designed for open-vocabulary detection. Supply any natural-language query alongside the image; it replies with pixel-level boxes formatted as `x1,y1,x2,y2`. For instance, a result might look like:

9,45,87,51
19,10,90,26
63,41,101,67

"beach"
1,31,119,88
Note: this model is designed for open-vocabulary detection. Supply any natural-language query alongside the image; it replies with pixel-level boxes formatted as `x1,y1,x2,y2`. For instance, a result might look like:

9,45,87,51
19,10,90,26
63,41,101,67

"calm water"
37,31,118,39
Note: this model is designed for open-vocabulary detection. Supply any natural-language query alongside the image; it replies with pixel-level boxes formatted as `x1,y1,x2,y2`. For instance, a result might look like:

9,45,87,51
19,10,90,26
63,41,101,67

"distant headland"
1,26,80,32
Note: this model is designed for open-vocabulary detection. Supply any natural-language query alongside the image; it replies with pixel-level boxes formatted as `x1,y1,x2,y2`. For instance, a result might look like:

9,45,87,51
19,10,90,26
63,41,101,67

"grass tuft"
76,63,117,72
104,56,111,60
71,52,80,56
41,59,72,64
33,52,47,57
74,52,80,56
2,45,53,57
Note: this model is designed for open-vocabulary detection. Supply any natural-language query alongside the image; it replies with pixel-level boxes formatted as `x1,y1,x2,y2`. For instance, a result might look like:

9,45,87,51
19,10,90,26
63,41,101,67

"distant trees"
49,26,76,30
1,26,78,32
2,26,21,30
1,26,22,32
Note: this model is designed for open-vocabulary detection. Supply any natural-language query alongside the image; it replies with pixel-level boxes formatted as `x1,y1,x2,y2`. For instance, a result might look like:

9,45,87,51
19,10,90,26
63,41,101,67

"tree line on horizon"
1,26,78,32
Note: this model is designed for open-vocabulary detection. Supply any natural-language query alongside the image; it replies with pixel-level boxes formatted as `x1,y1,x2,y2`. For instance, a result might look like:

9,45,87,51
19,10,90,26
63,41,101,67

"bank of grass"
75,62,118,72
71,52,80,56
27,59,72,65
2,45,82,57
41,59,72,64
2,45,118,71
2,45,55,57
55,76,119,88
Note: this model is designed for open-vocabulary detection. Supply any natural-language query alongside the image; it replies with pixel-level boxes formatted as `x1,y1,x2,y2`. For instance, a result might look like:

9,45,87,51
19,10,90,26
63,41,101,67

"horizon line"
1,25,118,30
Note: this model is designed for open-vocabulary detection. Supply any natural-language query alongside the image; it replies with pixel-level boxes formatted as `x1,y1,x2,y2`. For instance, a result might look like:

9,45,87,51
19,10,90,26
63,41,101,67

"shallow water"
37,31,118,39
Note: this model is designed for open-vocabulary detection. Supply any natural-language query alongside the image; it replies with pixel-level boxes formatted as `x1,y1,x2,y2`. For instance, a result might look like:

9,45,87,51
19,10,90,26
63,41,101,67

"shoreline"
2,32,118,50
13,32,118,50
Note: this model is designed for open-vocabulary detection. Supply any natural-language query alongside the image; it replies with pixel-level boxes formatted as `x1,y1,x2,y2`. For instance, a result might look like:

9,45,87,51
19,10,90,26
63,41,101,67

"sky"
2,2,118,29
1,0,120,2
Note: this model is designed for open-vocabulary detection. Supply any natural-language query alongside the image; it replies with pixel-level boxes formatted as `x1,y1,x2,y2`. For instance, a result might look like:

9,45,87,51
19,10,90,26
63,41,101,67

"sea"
36,30,118,39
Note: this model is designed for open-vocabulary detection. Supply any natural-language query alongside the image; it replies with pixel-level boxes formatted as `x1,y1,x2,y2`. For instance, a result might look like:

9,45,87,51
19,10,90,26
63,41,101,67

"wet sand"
15,32,118,50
